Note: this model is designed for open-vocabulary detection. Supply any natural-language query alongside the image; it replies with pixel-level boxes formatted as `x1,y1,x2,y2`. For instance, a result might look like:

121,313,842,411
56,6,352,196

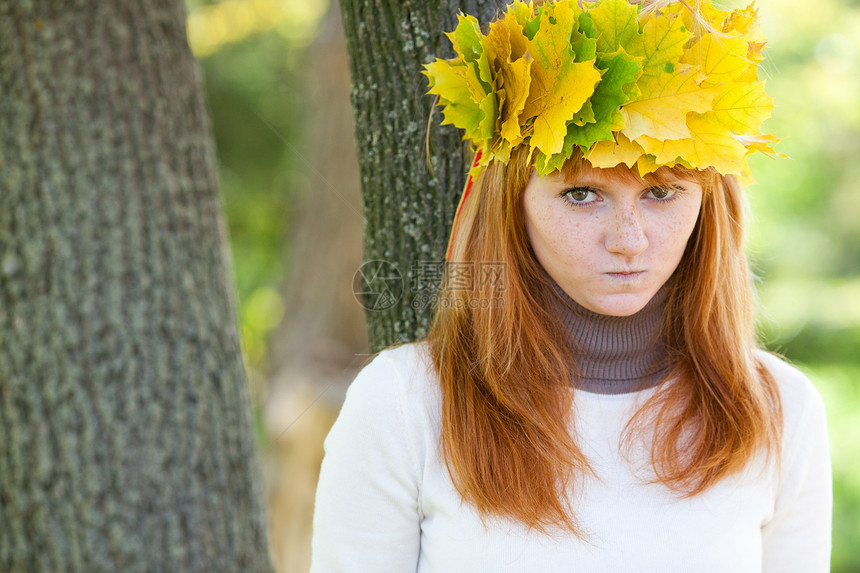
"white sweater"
310,342,832,572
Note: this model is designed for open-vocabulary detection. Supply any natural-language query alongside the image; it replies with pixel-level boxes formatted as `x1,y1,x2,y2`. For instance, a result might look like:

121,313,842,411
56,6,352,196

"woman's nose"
605,204,648,257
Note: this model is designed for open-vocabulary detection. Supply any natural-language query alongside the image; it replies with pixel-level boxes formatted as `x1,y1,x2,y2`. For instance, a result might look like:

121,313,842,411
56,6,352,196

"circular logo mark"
352,260,403,311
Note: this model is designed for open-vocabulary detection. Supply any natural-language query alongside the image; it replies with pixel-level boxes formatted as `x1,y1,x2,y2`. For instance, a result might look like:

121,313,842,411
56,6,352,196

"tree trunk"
0,2,272,571
339,0,507,351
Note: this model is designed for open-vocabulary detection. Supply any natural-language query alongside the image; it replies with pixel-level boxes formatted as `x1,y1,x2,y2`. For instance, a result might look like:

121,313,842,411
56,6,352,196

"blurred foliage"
184,0,329,421
721,1,860,569
185,0,859,570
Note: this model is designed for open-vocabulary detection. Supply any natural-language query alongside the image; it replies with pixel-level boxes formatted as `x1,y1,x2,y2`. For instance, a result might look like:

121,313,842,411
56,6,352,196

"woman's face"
522,165,704,317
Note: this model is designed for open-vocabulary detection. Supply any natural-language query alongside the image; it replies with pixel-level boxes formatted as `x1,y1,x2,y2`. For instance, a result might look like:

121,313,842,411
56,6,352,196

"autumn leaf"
486,14,532,145
424,59,486,139
675,0,729,37
572,100,596,126
569,4,598,63
709,80,773,135
734,132,786,159
681,32,750,87
446,13,484,64
636,153,662,176
447,13,495,94
588,0,641,53
567,47,641,145
497,58,532,144
535,138,577,174
723,2,765,44
525,1,577,69
627,6,689,78
508,0,537,32
486,16,512,65
478,92,498,140
622,65,717,142
526,58,601,156
522,2,601,156
637,112,748,174
587,132,646,168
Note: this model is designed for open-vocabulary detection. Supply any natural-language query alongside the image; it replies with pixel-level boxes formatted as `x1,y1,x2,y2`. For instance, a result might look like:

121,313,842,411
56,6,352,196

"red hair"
424,146,783,537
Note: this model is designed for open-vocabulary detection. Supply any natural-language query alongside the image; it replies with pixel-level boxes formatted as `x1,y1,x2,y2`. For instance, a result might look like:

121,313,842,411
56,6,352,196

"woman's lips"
605,271,645,282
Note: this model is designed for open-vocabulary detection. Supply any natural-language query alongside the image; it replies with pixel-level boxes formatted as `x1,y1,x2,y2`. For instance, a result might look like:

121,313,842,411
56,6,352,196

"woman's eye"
647,186,676,200
563,188,595,203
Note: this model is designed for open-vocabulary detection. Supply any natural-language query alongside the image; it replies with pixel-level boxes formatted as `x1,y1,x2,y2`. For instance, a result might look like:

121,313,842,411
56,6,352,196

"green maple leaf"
565,47,642,146
447,13,483,63
589,0,640,53
535,47,640,174
424,59,485,140
521,2,602,156
627,7,689,78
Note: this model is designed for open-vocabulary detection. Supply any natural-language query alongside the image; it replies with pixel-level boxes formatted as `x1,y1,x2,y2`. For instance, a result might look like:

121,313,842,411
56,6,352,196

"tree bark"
339,0,507,351
0,2,272,571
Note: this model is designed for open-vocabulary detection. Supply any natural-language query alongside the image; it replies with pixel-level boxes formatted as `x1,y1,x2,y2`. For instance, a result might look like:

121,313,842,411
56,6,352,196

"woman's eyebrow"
560,179,604,188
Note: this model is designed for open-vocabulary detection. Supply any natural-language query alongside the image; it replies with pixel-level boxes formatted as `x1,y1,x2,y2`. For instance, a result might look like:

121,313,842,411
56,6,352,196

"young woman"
311,1,832,571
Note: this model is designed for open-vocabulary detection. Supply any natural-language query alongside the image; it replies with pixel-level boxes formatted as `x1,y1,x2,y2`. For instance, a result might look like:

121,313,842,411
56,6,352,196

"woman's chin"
582,291,656,317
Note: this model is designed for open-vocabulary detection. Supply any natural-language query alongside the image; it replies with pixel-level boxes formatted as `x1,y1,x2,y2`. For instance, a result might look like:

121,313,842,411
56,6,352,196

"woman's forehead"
555,161,692,187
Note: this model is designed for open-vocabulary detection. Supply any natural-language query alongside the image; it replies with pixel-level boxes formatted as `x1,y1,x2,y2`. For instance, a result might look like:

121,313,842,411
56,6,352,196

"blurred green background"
184,0,859,570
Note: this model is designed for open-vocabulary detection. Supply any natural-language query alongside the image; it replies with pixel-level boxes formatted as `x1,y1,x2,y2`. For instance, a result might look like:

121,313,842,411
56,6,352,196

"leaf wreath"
423,0,784,183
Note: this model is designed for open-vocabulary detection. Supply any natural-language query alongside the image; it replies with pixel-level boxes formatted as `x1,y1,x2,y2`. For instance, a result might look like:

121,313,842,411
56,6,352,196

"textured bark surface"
339,0,507,351
0,2,272,571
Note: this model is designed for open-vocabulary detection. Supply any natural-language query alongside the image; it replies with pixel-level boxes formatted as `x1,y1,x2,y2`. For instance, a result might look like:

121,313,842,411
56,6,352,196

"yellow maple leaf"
636,153,662,176
486,137,515,166
682,32,750,87
498,57,532,144
521,2,601,156
524,1,577,71
723,2,765,46
526,58,601,156
710,81,773,135
486,17,512,66
588,0,640,53
621,65,718,142
733,133,786,159
628,6,689,77
426,58,486,104
424,59,487,138
508,0,536,30
500,9,530,61
636,112,748,174
674,0,730,38
485,13,532,145
587,133,646,169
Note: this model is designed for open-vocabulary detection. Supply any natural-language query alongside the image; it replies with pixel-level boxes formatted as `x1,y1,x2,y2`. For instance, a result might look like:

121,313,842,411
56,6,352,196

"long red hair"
424,146,783,537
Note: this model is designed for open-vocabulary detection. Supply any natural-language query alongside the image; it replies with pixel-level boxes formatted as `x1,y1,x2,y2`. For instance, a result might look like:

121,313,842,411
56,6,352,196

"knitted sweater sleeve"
310,351,422,573
760,356,833,572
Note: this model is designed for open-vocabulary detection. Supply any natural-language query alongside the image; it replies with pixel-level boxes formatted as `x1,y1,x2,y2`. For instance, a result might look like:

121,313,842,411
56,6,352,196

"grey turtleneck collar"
548,278,673,395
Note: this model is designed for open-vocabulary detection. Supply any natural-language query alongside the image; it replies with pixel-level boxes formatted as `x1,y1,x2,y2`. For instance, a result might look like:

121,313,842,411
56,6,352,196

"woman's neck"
548,278,672,394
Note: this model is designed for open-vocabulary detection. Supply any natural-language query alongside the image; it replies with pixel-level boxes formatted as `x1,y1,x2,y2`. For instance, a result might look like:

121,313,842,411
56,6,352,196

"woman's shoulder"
375,339,436,379
341,340,440,421
361,340,437,393
754,349,826,411
753,349,829,452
